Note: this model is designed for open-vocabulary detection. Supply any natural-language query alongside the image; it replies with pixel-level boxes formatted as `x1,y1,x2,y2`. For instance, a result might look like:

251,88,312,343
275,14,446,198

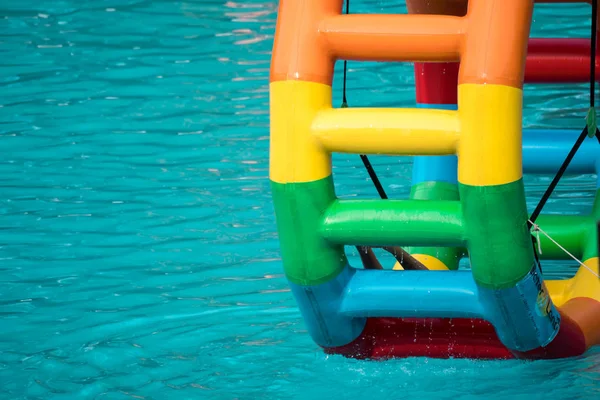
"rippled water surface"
1,1,599,399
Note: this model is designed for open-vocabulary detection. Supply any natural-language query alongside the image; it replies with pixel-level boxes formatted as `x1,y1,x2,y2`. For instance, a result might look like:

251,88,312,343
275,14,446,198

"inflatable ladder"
269,0,600,359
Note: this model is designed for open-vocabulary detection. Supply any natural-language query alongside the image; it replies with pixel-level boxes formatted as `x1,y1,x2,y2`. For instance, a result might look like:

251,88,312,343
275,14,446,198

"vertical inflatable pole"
269,0,366,348
401,0,468,271
459,0,562,352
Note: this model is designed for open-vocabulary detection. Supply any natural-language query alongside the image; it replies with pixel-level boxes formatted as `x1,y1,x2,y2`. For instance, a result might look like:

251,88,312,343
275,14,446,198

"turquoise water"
1,1,599,399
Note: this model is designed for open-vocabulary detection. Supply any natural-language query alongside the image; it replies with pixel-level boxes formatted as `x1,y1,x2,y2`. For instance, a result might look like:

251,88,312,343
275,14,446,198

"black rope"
529,0,600,273
360,155,388,199
529,127,590,226
591,0,600,146
592,0,600,281
341,0,349,106
341,0,420,271
342,0,348,108
591,0,598,110
342,0,349,106
530,0,600,226
589,0,600,145
342,60,348,106
341,0,388,200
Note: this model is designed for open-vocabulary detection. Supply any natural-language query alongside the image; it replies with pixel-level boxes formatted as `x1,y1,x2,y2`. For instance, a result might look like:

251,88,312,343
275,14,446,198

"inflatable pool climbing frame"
269,0,600,360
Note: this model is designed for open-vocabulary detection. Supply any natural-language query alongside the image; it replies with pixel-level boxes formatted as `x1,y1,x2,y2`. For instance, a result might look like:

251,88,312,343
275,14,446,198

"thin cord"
530,220,599,278
340,0,396,269
360,155,388,199
340,0,388,199
342,61,348,105
528,127,589,225
342,0,349,105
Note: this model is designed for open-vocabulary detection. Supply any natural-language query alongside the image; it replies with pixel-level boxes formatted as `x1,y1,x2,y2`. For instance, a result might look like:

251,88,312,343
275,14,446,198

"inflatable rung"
338,269,483,319
321,14,463,62
321,199,464,247
523,129,600,177
313,108,459,156
526,38,600,83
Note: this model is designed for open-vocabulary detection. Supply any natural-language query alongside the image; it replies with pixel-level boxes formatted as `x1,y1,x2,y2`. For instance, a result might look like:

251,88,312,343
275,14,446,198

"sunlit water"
1,1,599,399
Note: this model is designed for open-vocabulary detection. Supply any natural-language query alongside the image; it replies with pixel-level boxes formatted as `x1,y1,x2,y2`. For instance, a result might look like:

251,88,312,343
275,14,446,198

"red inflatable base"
323,317,513,360
322,316,588,361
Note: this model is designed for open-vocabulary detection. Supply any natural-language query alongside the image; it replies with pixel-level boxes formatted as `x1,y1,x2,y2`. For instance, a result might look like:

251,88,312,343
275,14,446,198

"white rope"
529,219,599,278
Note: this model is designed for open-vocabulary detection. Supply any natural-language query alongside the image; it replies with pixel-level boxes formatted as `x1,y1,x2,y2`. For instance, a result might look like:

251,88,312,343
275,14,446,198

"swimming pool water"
1,1,599,399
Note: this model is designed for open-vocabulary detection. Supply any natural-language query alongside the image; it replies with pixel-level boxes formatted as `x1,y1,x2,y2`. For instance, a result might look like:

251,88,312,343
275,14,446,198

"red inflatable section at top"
415,38,600,105
525,38,600,83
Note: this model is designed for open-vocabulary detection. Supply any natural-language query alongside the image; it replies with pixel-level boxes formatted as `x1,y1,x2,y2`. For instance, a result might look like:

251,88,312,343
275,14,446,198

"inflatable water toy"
269,0,600,360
